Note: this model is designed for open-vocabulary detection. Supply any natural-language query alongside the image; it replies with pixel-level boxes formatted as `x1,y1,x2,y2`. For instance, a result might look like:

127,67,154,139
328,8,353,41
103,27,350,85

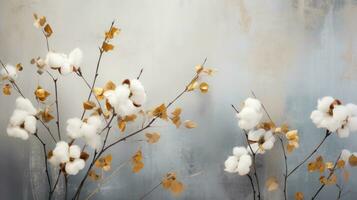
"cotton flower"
311,96,357,137
247,129,276,154
6,97,37,140
45,48,83,75
237,98,263,130
48,141,85,175
66,115,103,150
104,79,146,117
0,64,18,81
224,146,252,175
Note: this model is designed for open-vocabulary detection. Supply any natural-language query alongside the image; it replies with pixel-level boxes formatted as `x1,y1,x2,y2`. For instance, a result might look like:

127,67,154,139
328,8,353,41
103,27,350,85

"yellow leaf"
3,84,11,95
104,81,116,91
88,170,101,181
44,24,53,37
184,120,197,129
265,177,279,192
295,192,304,200
187,80,198,91
105,27,120,39
34,86,50,101
199,82,209,93
117,118,126,132
152,104,168,120
95,154,112,171
41,107,54,123
83,101,96,110
102,42,114,52
170,180,184,196
132,150,144,173
93,87,104,100
170,108,182,128
349,154,357,166
145,132,160,144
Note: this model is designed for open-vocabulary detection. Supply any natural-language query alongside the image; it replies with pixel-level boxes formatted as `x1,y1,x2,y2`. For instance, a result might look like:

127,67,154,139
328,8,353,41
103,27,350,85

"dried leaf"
41,107,54,123
187,80,198,91
16,63,23,71
307,162,316,173
124,114,137,122
170,180,184,196
104,81,116,91
95,154,112,171
88,170,101,181
349,154,357,166
83,101,96,110
80,152,90,161
184,120,197,129
35,86,50,101
146,132,160,144
295,192,304,200
33,14,46,28
44,24,53,37
170,108,182,128
319,176,327,184
105,27,120,39
102,42,114,52
199,82,209,93
3,84,11,95
118,118,126,132
93,87,104,100
325,162,334,170
162,172,184,196
152,104,168,120
266,177,279,192
337,160,345,169
132,150,144,173
195,65,204,74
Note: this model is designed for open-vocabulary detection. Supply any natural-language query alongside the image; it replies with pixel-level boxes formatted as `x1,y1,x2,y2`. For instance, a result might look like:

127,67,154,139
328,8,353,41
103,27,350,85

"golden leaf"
337,160,345,169
89,170,101,181
105,100,112,111
16,63,23,71
187,80,198,91
170,180,184,196
95,154,112,171
132,150,144,173
105,27,120,39
104,81,116,91
327,174,337,185
145,132,160,144
34,86,50,101
93,87,104,100
102,42,114,52
202,68,216,76
44,24,53,37
319,176,327,184
170,108,182,128
124,114,137,122
3,84,11,95
258,122,276,131
199,82,209,93
325,162,334,170
152,104,168,120
184,120,197,129
118,118,126,132
307,162,316,173
83,101,96,110
195,65,204,74
33,14,46,28
162,172,184,196
265,177,279,192
349,154,357,166
295,192,304,200
41,107,54,123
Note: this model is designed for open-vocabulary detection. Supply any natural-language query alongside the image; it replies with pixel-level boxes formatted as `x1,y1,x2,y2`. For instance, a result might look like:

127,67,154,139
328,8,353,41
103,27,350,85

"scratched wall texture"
1,0,357,199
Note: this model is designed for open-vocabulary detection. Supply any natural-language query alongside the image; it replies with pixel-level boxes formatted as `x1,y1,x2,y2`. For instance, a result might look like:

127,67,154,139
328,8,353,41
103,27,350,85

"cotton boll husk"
0,64,17,80
24,116,37,134
16,97,37,115
68,48,83,68
248,129,265,141
244,98,262,111
9,110,28,126
7,126,29,140
346,103,357,116
46,52,66,69
66,118,83,139
341,149,351,162
348,117,357,131
317,96,335,112
65,159,85,175
129,79,146,105
337,127,350,138
224,156,239,173
233,146,248,158
333,105,349,121
52,141,70,165
237,154,252,176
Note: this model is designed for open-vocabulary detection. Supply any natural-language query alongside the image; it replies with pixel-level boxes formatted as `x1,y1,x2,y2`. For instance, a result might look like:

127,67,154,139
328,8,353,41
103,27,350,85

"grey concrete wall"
1,0,357,199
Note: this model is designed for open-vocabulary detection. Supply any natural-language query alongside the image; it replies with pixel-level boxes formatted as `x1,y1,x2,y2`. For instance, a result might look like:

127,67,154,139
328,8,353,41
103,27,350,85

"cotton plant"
224,146,252,175
1,14,214,200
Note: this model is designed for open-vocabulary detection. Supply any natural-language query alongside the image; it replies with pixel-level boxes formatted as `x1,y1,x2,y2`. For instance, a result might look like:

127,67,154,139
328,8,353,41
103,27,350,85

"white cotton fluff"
317,96,335,113
45,48,83,75
129,79,147,106
224,146,252,175
69,145,81,159
65,159,85,175
247,129,275,154
49,141,70,166
6,127,29,140
237,98,263,130
341,149,351,162
0,64,17,80
7,97,37,140
66,118,83,139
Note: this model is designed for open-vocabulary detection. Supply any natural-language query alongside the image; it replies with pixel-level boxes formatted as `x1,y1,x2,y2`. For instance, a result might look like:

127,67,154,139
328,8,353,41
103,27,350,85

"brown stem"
279,137,288,200
41,30,50,52
311,153,341,199
49,170,61,199
137,68,144,80
139,182,162,200
54,78,61,140
287,130,331,177
335,184,342,200
247,174,256,200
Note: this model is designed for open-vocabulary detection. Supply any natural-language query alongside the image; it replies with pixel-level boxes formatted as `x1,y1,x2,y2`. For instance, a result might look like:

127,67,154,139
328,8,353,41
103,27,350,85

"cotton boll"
0,64,17,80
115,85,131,103
116,99,137,117
51,141,70,165
66,118,83,139
333,105,349,121
346,104,357,116
60,63,73,75
87,115,102,130
85,134,102,151
248,129,265,141
341,149,351,162
24,116,37,134
233,146,248,158
310,110,324,126
65,159,85,175
337,127,350,138
244,98,262,111
348,117,357,131
68,48,83,68
317,96,335,112
103,90,118,108
237,108,262,130
46,52,66,69
320,117,341,132
69,145,81,159
16,97,37,115
237,154,252,176
7,126,29,140
9,110,28,126
224,156,239,173
129,79,146,105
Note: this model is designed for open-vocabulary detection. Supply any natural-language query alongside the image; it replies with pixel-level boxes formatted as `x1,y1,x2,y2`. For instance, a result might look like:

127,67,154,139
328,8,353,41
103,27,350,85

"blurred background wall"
1,0,357,199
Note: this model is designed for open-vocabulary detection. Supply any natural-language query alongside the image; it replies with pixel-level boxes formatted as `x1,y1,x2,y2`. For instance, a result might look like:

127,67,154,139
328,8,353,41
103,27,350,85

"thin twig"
139,182,162,200
279,137,288,200
49,170,61,198
137,68,144,80
54,78,61,140
247,174,256,200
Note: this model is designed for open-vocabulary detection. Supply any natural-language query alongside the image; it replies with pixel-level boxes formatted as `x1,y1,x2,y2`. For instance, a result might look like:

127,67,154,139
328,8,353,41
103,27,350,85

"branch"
247,174,256,200
279,137,288,200
54,78,61,140
139,182,162,200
